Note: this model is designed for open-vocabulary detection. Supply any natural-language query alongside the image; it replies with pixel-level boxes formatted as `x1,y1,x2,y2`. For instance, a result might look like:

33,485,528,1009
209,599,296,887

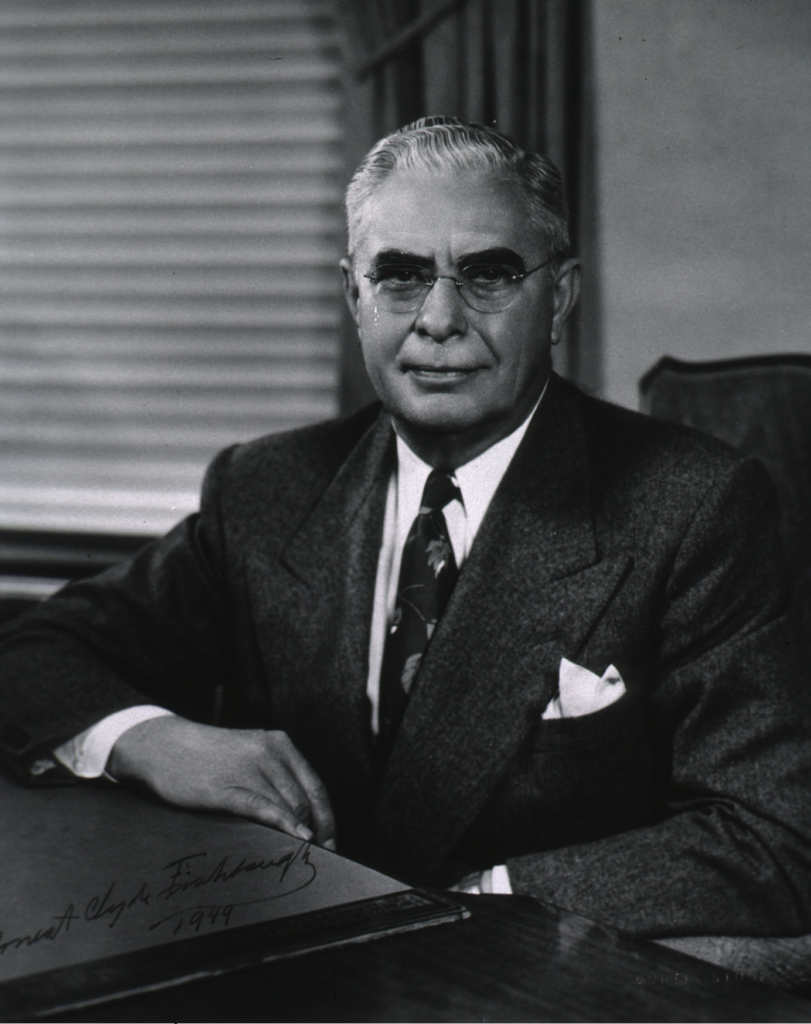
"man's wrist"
53,706,175,780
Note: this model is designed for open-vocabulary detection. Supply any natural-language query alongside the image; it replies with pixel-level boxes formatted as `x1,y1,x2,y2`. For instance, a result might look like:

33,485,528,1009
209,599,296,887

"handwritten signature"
149,840,317,935
0,838,317,957
0,905,79,957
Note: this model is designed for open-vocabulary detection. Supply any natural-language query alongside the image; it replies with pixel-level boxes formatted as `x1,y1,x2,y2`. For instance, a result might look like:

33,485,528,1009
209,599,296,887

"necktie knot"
421,469,461,515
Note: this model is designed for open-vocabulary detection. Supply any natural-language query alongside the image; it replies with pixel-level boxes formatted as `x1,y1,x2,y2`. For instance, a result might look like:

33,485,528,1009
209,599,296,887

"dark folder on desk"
0,778,466,1020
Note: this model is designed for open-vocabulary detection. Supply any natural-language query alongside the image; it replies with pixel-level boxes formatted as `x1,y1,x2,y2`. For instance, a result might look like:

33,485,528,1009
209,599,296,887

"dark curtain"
336,0,600,411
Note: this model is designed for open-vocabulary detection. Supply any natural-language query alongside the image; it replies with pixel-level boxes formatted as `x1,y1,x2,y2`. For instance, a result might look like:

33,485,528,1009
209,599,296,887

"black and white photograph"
1,2,811,1021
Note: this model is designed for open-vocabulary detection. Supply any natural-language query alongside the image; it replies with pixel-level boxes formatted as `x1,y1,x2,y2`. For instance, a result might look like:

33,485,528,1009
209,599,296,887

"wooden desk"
2,778,811,1023
43,894,811,1023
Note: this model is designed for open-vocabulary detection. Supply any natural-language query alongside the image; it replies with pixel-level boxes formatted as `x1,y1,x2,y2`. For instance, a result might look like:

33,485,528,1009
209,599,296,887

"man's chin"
388,399,495,439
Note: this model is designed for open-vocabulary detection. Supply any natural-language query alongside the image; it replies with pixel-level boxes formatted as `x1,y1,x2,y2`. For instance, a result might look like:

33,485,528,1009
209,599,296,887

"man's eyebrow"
369,250,434,271
457,248,527,270
368,247,528,273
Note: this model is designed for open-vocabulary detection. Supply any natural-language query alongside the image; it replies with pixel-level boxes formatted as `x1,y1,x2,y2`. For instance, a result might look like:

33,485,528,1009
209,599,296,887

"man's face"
342,168,579,459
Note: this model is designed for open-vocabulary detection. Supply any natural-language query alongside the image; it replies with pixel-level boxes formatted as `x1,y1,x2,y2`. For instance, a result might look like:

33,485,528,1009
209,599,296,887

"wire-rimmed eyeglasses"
362,257,555,314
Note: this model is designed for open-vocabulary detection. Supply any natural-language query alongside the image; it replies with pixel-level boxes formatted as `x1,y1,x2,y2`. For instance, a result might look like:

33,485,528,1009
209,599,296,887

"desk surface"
45,894,811,1024
3,779,811,1024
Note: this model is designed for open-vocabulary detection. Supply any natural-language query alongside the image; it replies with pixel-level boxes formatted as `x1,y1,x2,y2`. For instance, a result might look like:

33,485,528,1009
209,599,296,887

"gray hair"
345,115,570,262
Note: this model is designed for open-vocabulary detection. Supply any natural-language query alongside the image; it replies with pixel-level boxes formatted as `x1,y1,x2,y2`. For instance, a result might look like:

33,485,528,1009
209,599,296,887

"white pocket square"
541,658,626,720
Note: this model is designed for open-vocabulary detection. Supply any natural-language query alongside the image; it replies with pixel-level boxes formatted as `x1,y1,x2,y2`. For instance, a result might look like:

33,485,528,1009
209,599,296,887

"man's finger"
449,871,483,894
256,753,313,827
225,784,314,841
277,736,336,846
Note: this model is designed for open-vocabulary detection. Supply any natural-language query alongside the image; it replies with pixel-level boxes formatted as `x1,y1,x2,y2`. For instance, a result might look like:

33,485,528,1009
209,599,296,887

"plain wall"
590,0,811,409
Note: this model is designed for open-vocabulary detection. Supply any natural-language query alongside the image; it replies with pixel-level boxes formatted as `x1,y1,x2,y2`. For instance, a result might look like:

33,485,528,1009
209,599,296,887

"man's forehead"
353,167,540,261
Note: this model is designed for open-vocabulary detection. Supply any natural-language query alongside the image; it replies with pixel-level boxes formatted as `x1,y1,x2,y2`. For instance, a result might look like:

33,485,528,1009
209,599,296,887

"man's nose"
414,277,467,340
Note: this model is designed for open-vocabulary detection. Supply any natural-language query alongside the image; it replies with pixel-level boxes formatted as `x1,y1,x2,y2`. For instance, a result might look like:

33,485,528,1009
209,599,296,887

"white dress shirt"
54,387,546,894
366,400,541,735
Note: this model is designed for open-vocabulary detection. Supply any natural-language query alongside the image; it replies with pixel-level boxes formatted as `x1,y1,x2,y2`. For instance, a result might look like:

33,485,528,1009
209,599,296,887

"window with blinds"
0,0,344,537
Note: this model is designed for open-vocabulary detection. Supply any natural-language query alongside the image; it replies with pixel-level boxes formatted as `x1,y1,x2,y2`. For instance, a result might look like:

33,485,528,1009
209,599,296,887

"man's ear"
550,258,582,345
340,257,361,327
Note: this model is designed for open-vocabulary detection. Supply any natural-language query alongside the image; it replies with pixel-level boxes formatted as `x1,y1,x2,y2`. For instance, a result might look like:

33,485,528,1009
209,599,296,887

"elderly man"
1,116,810,938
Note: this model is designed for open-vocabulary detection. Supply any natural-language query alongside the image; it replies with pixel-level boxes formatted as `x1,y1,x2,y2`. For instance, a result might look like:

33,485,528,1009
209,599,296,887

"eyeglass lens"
368,265,527,313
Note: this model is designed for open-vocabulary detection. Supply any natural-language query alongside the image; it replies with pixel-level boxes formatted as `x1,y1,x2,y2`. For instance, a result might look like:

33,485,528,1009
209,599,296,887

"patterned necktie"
377,468,461,762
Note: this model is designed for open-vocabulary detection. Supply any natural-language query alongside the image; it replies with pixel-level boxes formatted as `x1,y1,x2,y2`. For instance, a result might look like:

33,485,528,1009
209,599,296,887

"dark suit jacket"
2,374,811,938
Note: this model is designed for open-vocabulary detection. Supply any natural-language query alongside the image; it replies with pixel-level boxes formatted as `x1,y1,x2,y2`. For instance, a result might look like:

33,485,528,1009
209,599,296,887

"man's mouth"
405,365,481,381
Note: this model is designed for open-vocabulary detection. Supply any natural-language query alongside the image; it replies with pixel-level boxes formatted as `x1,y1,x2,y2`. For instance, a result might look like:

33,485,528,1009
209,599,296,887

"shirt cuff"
490,863,513,894
53,705,174,779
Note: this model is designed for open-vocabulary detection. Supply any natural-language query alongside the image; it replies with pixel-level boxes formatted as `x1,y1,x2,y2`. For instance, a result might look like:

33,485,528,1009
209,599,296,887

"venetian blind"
0,0,343,536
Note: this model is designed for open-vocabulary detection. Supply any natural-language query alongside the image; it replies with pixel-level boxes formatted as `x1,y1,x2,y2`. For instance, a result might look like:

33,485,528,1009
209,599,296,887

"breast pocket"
530,691,659,846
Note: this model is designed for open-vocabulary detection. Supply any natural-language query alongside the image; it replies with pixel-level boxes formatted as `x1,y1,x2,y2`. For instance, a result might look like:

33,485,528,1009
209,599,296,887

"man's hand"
107,716,336,849
449,869,493,895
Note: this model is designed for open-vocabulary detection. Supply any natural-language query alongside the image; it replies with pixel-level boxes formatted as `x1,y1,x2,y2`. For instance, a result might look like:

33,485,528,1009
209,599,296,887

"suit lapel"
372,377,631,880
280,409,392,590
278,410,394,776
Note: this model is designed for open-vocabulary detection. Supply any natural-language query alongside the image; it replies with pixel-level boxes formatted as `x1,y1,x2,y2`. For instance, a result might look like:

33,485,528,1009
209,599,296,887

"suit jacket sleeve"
507,456,811,937
0,446,236,783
